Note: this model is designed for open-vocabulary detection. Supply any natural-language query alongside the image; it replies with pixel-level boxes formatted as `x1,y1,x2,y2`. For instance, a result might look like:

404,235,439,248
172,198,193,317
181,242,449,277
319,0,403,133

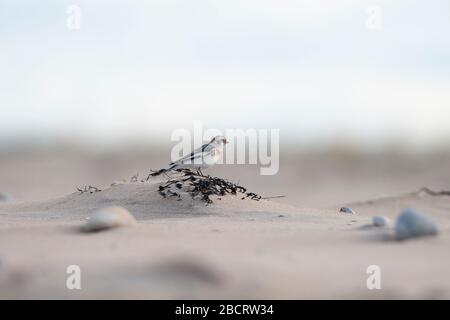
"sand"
1,170,450,299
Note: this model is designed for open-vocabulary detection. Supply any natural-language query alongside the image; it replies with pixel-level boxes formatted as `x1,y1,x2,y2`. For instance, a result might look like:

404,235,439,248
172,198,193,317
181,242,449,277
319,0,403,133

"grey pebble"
395,208,438,240
339,207,355,214
0,193,11,203
372,215,390,227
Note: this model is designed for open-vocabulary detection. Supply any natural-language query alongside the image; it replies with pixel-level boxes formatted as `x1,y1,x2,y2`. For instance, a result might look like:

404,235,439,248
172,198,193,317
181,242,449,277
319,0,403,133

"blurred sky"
1,0,450,151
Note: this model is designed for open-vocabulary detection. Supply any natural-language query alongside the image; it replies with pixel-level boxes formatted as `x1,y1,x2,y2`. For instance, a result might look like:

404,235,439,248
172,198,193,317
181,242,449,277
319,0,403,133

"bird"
150,135,228,176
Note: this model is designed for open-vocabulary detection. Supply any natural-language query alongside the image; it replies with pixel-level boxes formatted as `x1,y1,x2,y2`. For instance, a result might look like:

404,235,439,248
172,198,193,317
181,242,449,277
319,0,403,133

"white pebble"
395,208,438,240
82,206,137,232
372,215,390,227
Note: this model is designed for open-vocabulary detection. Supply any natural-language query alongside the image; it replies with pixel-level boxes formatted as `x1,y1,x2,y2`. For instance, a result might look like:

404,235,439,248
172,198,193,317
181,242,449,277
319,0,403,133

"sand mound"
0,177,303,221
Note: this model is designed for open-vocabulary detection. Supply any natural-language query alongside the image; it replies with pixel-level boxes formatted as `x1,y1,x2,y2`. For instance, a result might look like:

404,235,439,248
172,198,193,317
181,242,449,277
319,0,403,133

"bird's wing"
178,149,214,165
170,143,210,165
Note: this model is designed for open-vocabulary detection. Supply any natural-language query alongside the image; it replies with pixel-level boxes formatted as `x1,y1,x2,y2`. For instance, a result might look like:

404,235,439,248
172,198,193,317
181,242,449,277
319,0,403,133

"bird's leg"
198,168,204,177
163,171,172,179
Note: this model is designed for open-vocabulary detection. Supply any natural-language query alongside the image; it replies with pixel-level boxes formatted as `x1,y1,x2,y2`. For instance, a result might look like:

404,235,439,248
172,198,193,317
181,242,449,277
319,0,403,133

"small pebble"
395,208,438,240
82,206,137,232
339,207,355,214
0,193,11,203
372,215,390,227
110,179,127,186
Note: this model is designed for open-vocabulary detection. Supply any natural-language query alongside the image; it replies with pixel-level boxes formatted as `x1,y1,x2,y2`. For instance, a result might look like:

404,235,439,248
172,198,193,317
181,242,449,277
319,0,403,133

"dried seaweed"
75,169,284,204
418,187,450,196
157,169,263,204
76,185,102,194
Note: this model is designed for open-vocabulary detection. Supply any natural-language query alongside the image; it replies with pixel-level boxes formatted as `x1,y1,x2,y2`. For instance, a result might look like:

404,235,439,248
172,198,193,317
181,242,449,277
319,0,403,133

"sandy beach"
1,150,449,299
2,0,450,303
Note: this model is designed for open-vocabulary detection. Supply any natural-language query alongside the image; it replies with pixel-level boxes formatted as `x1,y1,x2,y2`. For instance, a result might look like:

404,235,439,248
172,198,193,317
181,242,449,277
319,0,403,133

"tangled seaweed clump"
74,169,278,205
157,169,262,205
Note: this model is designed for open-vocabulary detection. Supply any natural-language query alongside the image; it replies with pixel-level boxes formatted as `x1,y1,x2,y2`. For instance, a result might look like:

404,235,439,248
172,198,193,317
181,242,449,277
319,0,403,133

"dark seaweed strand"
157,169,262,204
76,185,102,194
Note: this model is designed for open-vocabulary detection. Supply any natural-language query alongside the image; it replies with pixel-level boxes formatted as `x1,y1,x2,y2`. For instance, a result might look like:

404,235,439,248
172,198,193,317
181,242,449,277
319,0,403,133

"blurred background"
1,0,450,206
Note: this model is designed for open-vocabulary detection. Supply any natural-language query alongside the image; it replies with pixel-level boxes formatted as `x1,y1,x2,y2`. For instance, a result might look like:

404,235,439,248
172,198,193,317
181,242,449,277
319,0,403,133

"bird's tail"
150,169,167,176
150,164,176,176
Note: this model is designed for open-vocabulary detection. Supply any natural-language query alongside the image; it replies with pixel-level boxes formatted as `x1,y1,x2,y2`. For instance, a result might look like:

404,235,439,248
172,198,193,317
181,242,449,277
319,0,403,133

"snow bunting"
151,135,228,176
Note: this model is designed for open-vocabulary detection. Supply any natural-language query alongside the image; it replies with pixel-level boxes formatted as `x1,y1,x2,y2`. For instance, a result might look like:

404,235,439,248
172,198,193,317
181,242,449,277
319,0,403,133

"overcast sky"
1,0,450,150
